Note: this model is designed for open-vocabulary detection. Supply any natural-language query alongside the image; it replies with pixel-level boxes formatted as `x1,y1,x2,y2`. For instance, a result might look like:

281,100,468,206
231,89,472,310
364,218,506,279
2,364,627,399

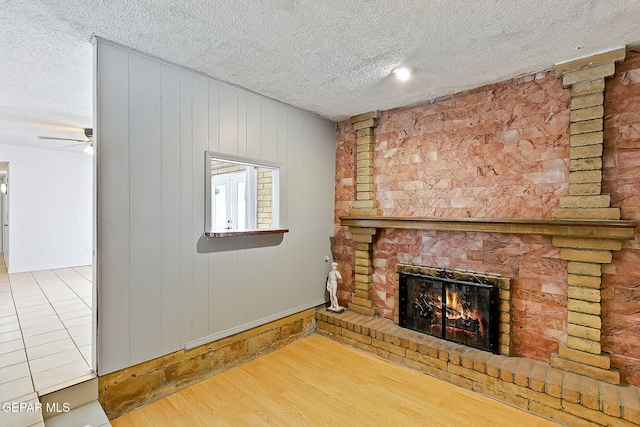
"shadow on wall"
196,233,284,253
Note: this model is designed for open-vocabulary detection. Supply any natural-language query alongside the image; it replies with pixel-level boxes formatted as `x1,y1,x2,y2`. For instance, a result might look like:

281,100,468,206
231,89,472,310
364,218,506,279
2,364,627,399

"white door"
1,165,8,267
211,170,247,231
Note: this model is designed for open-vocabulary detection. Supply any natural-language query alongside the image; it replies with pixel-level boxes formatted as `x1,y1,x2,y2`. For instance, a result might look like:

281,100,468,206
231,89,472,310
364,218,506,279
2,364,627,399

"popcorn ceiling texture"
2,1,640,147
334,51,640,386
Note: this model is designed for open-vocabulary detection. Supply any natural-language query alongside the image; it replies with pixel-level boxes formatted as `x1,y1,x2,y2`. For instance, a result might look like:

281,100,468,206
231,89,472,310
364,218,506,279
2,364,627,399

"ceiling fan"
39,128,94,154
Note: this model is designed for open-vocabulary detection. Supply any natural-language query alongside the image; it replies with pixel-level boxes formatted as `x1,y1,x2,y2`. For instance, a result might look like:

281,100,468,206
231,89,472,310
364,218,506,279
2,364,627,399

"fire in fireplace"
399,268,499,353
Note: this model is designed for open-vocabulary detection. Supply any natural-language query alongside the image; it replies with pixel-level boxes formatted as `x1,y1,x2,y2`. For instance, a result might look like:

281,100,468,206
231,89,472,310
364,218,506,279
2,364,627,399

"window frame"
204,151,288,238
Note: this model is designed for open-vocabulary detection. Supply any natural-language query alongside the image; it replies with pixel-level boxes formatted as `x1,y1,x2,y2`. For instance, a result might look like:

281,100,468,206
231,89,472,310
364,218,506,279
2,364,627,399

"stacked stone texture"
551,48,626,384
346,112,381,317
333,49,640,387
602,48,640,387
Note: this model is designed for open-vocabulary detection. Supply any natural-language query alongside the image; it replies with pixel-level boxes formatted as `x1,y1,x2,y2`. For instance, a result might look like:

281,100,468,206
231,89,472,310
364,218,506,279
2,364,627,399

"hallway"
0,256,94,425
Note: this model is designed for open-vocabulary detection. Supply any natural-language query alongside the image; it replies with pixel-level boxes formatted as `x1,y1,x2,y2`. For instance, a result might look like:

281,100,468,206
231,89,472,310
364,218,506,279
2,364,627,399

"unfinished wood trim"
205,228,289,238
554,47,626,77
340,216,636,241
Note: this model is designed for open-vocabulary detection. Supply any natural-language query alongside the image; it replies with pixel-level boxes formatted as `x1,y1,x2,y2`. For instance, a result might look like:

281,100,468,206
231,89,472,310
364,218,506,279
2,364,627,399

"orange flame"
434,289,484,337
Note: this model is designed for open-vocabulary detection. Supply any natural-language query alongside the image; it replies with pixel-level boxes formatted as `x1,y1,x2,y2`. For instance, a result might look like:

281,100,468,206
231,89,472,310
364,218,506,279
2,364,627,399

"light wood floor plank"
111,335,559,426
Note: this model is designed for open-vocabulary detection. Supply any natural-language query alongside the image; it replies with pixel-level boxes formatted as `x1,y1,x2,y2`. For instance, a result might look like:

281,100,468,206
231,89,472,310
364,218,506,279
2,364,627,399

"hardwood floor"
111,335,559,426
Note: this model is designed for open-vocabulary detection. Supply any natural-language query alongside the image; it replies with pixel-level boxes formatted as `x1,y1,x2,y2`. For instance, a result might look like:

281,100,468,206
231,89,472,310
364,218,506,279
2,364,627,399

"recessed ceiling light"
392,66,413,82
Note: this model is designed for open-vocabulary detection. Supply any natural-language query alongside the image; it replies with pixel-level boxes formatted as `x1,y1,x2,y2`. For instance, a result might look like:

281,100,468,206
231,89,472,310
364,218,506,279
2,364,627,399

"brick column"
347,111,380,317
551,48,626,384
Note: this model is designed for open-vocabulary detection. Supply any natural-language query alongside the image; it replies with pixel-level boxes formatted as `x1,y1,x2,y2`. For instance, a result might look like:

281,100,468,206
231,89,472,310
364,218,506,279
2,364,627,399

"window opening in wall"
205,152,282,235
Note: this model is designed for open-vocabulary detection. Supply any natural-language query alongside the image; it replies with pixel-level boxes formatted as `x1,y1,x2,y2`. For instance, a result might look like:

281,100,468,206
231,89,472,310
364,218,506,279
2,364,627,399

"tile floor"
0,255,96,426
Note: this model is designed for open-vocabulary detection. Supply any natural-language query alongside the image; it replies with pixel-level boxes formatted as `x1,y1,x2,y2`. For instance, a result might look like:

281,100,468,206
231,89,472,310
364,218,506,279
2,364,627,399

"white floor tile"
0,393,44,427
53,303,88,314
0,329,23,344
29,348,83,374
52,269,79,278
5,265,94,398
0,320,20,333
0,315,19,326
31,270,57,280
0,338,25,355
31,360,92,392
0,349,27,369
13,296,50,309
26,339,76,361
0,361,30,385
0,376,34,402
44,293,78,303
71,334,91,347
23,330,71,348
17,303,55,315
12,287,44,298
61,316,91,328
50,298,84,309
67,324,91,338
21,322,65,338
44,401,108,427
78,344,91,362
18,308,58,322
58,309,91,322
19,315,62,330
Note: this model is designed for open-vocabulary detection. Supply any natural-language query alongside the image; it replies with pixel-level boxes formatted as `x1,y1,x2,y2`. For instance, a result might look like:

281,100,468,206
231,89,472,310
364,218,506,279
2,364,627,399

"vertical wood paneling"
260,99,279,162
276,105,290,311
218,85,238,155
98,41,336,374
128,53,163,364
192,75,209,340
237,92,247,157
179,71,194,345
160,64,182,354
303,117,336,302
246,94,261,159
206,83,220,334
235,236,247,325
242,94,262,322
291,110,307,306
97,43,131,374
215,239,238,331
244,244,262,321
208,83,219,153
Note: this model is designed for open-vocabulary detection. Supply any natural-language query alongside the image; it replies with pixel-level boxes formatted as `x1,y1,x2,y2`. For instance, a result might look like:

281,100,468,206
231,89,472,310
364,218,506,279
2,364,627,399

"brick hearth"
317,306,640,427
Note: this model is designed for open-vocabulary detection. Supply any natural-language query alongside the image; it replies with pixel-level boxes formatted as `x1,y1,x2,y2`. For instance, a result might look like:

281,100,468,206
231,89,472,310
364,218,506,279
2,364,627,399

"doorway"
0,150,95,406
0,162,9,266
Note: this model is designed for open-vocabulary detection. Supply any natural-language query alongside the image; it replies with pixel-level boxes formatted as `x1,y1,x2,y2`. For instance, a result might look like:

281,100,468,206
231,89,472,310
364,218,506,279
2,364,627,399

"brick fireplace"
327,47,640,426
396,264,508,355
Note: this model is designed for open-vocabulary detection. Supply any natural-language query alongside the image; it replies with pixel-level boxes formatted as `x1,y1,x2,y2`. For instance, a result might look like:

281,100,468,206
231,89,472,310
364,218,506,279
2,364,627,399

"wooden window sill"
205,228,289,238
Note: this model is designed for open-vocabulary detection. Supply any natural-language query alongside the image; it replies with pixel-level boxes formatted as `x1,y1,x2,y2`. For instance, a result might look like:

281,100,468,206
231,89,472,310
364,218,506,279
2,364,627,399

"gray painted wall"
96,41,336,374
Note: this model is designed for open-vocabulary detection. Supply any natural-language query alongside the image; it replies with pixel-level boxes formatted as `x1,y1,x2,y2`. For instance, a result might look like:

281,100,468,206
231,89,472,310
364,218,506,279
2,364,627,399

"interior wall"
96,41,336,375
334,53,640,387
0,180,4,253
602,49,640,387
0,144,92,273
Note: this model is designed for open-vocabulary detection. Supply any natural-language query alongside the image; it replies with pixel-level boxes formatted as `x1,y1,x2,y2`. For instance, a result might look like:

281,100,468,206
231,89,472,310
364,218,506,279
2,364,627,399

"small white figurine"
326,262,344,313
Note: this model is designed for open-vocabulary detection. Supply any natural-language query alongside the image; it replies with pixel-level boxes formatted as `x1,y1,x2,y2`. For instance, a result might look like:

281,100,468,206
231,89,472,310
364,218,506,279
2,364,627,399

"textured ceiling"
1,0,639,149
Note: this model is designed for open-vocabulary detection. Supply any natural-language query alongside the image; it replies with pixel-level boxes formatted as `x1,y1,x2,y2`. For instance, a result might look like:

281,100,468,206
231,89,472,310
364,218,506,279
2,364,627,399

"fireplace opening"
399,268,499,354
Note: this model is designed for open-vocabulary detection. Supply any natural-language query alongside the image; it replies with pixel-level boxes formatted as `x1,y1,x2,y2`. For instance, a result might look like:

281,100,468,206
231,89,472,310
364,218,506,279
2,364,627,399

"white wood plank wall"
96,41,336,374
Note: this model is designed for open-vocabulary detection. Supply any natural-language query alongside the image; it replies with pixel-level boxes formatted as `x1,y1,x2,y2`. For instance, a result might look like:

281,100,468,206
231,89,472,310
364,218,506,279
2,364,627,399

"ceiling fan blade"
39,136,89,143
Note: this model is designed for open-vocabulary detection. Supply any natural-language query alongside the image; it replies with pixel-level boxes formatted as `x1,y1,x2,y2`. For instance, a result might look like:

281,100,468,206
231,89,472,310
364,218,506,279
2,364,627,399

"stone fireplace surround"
316,307,640,426
327,47,640,425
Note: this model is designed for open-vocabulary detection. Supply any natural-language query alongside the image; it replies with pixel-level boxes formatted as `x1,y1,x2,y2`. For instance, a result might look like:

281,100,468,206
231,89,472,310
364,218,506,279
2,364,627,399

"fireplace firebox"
399,268,499,354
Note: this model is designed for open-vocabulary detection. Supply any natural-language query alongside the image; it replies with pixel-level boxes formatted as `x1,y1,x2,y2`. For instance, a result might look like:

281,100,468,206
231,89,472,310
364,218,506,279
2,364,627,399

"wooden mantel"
339,215,637,241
